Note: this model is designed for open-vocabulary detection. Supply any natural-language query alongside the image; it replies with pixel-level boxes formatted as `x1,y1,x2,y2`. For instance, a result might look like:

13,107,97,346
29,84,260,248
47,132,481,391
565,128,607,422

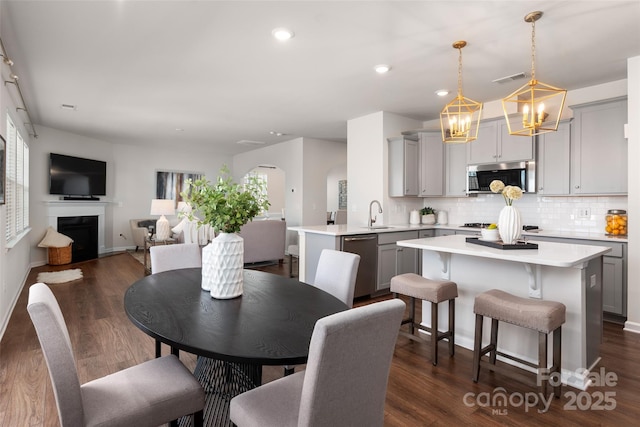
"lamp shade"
177,201,192,214
150,199,175,216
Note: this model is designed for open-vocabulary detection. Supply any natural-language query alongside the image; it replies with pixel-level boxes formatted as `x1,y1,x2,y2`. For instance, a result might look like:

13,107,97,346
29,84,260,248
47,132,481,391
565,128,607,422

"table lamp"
150,199,175,241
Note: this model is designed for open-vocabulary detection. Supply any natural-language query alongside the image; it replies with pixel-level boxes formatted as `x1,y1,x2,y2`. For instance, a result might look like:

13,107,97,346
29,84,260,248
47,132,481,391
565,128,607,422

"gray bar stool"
472,289,566,400
390,273,458,365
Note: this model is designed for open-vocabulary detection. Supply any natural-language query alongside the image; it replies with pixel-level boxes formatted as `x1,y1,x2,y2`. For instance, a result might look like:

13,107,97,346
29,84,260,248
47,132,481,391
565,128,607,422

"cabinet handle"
575,185,580,189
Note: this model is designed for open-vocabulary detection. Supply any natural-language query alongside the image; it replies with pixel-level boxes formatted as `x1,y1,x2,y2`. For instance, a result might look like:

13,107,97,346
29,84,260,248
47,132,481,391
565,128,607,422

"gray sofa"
239,220,286,264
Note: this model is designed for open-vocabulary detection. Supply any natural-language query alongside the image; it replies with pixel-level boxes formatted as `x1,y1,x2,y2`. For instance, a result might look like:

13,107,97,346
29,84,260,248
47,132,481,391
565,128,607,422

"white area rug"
36,269,83,284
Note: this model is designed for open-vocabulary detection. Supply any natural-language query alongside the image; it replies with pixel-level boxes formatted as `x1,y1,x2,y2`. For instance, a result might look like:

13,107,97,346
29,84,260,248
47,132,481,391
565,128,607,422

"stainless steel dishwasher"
341,234,377,298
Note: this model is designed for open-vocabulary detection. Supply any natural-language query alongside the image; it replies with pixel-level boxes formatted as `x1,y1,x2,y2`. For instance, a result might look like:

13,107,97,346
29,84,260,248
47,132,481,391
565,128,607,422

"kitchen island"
397,234,611,390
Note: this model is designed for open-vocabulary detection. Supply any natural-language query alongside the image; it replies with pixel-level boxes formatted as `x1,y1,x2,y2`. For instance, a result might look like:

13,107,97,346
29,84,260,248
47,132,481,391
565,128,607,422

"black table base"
179,357,262,427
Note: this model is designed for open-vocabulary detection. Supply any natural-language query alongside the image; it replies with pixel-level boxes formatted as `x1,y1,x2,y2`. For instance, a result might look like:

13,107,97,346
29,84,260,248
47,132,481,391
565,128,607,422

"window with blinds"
5,113,30,244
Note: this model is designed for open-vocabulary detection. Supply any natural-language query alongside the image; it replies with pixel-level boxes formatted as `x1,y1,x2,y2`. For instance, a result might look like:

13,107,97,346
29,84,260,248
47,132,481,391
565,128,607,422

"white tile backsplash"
424,194,627,233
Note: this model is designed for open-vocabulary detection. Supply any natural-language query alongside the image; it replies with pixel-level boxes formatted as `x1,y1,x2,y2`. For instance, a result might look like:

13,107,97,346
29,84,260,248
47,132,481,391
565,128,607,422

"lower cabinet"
377,231,419,291
528,235,626,317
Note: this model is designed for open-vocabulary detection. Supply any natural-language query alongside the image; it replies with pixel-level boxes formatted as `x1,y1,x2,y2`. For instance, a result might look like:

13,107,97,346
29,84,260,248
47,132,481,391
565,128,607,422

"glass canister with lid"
605,209,627,236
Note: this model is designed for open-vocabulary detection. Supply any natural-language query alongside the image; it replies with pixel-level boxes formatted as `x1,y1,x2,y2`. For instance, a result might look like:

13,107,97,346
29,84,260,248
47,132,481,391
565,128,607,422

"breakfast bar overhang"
397,234,611,391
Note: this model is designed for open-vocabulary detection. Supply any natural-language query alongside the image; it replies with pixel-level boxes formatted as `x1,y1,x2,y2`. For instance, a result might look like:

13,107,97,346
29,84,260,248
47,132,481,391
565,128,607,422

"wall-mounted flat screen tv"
49,153,107,197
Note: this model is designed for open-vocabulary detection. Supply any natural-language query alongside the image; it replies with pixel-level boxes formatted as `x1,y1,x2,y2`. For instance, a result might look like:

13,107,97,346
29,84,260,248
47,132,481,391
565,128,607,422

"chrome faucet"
368,200,383,228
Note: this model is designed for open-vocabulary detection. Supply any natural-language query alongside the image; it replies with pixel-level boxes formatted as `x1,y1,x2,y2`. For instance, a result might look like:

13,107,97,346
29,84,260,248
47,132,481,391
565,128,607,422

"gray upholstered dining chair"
150,242,202,274
312,248,360,308
283,248,361,376
149,242,202,356
230,298,405,427
27,282,205,427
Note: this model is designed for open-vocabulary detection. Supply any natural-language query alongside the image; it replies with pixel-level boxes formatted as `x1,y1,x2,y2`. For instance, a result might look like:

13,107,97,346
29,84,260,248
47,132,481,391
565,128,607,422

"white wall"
347,111,423,227
0,2,35,337
233,137,347,246
29,125,231,265
625,56,639,333
233,138,304,233
302,138,348,227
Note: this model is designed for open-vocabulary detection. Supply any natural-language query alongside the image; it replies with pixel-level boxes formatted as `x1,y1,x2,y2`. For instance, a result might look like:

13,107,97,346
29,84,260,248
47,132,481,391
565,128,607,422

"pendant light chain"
530,18,537,82
457,46,463,98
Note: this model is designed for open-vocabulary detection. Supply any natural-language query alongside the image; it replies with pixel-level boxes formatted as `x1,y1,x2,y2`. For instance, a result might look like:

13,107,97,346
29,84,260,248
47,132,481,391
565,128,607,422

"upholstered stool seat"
390,273,458,365
472,289,566,401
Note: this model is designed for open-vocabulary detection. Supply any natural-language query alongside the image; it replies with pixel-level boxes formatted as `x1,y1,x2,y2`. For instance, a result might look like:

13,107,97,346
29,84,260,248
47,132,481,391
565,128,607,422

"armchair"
129,219,156,251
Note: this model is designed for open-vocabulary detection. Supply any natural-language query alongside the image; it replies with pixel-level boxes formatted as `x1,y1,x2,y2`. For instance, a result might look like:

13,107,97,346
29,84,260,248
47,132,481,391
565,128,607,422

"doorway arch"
243,165,286,219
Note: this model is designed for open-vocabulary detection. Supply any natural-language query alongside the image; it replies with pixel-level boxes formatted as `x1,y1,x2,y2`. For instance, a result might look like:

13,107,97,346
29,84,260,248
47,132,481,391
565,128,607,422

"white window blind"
5,113,29,244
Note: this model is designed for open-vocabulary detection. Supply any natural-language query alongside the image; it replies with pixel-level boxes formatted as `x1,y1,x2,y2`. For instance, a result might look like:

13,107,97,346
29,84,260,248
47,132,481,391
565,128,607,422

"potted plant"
420,207,436,225
182,166,270,298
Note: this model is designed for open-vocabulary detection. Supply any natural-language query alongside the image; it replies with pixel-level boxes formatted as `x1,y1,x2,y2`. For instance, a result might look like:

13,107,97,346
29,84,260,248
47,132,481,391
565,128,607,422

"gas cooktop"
460,223,539,231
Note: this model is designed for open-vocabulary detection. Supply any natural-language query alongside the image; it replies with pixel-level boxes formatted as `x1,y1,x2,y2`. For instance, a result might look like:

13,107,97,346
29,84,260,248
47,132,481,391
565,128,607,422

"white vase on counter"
409,210,421,225
498,206,521,244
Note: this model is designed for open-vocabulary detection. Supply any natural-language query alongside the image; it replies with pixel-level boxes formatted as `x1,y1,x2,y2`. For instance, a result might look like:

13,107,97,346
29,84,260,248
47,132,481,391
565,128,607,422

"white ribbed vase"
498,206,522,245
201,232,244,299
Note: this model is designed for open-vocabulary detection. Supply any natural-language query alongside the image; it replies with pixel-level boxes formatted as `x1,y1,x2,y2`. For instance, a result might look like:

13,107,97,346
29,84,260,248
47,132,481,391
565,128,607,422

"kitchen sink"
363,226,394,230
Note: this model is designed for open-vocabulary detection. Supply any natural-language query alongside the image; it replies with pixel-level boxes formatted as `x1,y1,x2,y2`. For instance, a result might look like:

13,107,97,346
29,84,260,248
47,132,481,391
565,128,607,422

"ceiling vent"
236,140,266,146
492,72,527,84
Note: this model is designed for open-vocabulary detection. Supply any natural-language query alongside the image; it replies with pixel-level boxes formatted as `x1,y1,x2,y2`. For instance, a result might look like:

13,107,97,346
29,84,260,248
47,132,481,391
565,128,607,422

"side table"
143,236,176,274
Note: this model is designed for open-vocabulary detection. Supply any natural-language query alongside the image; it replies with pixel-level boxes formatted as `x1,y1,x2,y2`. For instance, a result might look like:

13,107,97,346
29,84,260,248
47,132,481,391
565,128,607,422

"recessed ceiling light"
269,131,285,136
435,89,449,97
175,128,184,132
272,28,294,41
374,64,391,74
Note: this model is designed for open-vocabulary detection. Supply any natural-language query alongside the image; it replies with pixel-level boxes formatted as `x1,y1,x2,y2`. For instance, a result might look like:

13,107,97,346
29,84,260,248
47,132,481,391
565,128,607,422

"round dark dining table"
125,268,349,426
124,268,349,366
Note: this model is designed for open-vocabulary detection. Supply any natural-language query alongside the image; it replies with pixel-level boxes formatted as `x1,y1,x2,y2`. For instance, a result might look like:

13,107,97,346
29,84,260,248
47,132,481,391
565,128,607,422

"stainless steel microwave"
467,161,536,194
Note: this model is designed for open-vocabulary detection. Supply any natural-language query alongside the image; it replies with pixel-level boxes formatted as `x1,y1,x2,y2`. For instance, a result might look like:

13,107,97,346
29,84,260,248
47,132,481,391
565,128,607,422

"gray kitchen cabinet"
419,131,444,197
445,141,467,196
467,119,534,165
389,135,419,197
536,120,571,195
527,235,626,317
435,229,455,237
377,231,419,291
419,229,435,238
569,97,628,195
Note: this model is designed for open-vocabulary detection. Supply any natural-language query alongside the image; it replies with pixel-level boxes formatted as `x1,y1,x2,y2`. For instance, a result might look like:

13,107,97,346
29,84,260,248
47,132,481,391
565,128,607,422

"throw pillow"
171,218,188,235
38,226,74,248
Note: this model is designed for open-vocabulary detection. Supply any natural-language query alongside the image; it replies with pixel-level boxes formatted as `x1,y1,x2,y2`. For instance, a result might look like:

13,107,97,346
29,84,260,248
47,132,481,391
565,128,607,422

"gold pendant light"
502,11,567,136
440,41,483,143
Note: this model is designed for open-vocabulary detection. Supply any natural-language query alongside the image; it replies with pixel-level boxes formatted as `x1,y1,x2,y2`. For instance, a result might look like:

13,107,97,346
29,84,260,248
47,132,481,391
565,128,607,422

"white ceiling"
2,1,639,155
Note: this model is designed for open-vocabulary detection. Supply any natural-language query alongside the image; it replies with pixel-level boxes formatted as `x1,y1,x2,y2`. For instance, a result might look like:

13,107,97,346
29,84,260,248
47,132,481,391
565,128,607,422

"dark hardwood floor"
1,252,638,426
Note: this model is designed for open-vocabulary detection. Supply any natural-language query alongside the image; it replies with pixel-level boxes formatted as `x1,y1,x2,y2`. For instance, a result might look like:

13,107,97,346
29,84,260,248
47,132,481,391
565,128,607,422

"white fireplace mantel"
45,200,107,254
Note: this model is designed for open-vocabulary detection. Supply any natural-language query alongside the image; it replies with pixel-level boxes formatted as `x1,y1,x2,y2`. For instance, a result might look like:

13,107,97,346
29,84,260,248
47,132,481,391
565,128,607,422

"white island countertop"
397,234,611,268
288,223,627,243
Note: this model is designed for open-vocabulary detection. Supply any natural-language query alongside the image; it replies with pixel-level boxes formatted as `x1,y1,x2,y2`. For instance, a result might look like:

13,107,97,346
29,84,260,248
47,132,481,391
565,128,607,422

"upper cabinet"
570,97,628,195
419,132,444,197
445,142,468,197
467,118,534,165
388,135,419,197
537,120,571,195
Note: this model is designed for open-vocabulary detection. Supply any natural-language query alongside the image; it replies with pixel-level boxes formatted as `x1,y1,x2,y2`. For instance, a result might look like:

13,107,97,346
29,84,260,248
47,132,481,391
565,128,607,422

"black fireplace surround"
57,216,98,262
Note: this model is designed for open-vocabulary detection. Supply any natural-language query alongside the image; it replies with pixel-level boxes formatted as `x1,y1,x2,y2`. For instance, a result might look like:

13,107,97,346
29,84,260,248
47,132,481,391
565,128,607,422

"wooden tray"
465,237,538,250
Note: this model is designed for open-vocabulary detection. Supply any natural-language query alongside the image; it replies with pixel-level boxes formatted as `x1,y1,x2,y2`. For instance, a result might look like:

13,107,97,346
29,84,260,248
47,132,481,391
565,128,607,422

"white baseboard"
623,321,640,334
